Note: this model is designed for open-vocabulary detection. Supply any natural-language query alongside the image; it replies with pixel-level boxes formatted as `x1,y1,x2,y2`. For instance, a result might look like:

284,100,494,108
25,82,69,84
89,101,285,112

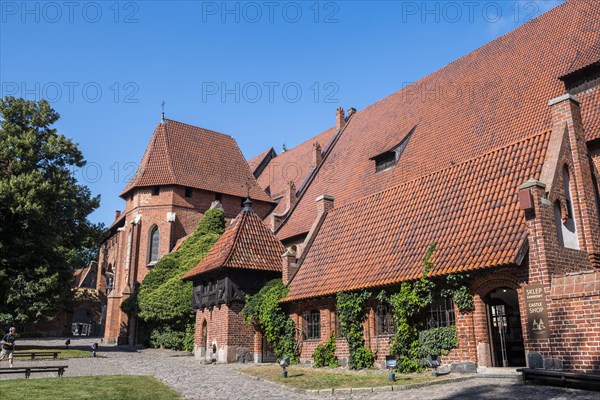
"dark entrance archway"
485,287,526,367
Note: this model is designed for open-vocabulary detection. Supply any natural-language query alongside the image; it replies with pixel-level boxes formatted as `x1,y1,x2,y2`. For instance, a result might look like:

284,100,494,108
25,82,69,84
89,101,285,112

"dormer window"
371,126,415,173
374,152,397,173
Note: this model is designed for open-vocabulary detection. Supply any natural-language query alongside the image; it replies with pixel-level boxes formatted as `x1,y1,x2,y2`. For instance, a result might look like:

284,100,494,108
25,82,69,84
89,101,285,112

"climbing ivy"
313,334,339,368
384,243,437,372
417,326,458,360
336,290,376,369
441,274,474,312
243,279,299,363
121,208,225,351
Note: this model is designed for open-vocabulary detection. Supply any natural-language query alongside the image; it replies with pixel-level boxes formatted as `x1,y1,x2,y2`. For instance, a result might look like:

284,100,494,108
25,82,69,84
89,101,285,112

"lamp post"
279,357,290,378
385,355,397,382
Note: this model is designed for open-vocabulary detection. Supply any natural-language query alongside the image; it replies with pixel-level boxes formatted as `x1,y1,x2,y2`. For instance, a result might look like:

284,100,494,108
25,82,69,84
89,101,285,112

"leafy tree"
0,97,101,323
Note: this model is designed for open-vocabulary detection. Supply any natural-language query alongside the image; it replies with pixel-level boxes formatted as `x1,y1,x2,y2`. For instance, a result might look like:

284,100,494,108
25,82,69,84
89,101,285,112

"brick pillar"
549,94,600,266
312,142,323,167
282,250,298,286
336,107,345,131
316,195,334,215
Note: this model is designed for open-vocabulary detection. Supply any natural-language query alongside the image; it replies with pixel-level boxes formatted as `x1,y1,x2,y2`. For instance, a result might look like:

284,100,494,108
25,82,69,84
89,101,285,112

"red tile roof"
273,0,600,241
580,87,600,142
182,202,285,280
257,127,337,201
283,131,550,302
248,147,276,175
121,119,272,203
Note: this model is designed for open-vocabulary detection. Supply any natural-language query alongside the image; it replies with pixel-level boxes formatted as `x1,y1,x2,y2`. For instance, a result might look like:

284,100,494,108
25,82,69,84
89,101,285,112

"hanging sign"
523,284,550,339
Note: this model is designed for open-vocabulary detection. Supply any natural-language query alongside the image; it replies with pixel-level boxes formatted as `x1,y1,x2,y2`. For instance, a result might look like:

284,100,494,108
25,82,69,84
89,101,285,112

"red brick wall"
194,302,260,363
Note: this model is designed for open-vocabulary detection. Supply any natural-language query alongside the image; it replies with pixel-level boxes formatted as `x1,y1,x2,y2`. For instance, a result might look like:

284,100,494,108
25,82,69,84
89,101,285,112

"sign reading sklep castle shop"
524,284,550,339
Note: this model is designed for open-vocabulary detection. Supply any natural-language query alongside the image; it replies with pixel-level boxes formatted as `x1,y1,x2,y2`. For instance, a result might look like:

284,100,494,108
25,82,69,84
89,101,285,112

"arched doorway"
485,287,525,367
201,320,208,356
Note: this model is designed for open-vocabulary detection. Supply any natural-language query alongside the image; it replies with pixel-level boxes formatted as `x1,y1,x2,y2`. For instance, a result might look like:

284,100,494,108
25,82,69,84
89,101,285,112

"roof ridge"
162,122,177,183
165,118,231,138
330,129,550,216
274,113,356,234
336,1,572,123
222,211,248,267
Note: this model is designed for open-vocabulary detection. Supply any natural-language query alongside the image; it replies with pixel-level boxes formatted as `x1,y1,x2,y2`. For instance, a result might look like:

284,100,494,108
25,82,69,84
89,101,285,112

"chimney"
312,142,323,167
336,107,345,131
282,249,298,286
316,194,334,216
286,181,297,209
115,210,121,220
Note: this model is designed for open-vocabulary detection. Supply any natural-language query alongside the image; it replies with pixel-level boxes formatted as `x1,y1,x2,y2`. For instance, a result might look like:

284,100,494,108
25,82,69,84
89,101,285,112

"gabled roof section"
248,147,277,178
275,0,600,241
182,201,285,280
121,120,272,203
256,126,337,203
283,131,551,302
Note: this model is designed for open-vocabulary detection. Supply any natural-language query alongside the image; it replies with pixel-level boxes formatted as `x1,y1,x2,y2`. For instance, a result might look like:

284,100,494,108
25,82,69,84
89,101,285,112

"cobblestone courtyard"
1,339,597,400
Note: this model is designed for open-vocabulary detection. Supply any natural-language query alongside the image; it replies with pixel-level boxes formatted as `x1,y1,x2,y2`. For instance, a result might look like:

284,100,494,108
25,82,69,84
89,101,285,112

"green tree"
0,97,101,323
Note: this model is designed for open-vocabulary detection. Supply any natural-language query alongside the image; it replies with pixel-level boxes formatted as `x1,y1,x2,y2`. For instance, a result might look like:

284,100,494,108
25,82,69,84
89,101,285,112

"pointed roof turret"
182,206,285,280
120,120,272,203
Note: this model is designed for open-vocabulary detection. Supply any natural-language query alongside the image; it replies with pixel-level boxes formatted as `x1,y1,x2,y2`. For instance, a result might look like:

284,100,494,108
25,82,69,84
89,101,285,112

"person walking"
0,327,16,367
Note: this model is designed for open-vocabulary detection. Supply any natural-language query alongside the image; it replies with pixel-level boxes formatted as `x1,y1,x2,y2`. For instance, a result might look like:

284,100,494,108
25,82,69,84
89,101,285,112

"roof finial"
243,197,253,212
161,100,166,124
282,143,287,152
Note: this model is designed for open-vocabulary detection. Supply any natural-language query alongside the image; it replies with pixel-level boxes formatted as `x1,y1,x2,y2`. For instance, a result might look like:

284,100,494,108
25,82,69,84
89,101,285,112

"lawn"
239,365,437,389
13,345,96,359
0,375,181,400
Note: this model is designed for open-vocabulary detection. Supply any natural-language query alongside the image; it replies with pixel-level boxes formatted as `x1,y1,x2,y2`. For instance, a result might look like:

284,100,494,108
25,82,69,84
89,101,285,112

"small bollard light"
91,343,98,357
385,355,397,382
65,339,71,349
428,354,441,377
279,356,290,378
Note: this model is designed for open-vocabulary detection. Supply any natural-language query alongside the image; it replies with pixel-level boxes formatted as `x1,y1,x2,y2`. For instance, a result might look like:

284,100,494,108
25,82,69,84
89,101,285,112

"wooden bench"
0,365,68,378
517,368,600,391
13,351,61,360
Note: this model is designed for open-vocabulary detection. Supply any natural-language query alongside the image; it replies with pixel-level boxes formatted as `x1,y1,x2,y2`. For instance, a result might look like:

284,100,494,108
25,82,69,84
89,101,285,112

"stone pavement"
1,338,597,400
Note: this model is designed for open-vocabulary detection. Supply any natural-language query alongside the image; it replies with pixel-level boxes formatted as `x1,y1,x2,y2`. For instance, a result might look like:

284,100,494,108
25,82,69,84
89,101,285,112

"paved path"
1,338,597,400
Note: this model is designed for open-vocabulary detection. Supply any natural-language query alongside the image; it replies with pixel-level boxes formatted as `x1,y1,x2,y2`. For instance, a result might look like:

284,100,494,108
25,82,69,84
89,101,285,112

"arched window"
554,166,579,249
149,226,160,263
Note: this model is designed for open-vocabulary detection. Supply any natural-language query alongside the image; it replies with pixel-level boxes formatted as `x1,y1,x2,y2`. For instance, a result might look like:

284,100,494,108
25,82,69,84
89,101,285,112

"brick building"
99,0,600,373
97,119,273,344
181,199,285,363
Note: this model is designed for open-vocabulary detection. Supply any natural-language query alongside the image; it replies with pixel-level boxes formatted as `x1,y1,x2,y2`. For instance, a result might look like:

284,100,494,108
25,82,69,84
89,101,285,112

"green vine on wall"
336,290,376,369
243,279,299,363
313,334,339,368
441,274,474,312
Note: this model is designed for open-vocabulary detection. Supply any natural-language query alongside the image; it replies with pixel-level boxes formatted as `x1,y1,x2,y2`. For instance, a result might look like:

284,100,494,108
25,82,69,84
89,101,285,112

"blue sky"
0,0,564,225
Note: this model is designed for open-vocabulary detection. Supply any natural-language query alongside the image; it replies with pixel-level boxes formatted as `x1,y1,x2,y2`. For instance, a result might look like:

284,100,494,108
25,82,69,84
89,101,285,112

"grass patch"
13,346,96,359
0,375,181,400
239,365,437,389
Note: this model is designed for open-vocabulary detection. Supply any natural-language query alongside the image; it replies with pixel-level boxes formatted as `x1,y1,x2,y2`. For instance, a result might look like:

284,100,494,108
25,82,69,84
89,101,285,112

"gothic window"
152,186,160,196
554,166,579,249
376,303,395,335
106,266,114,295
185,187,193,198
149,226,160,263
303,310,321,340
215,192,222,202
592,174,600,227
333,309,342,337
426,298,456,328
